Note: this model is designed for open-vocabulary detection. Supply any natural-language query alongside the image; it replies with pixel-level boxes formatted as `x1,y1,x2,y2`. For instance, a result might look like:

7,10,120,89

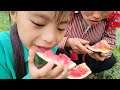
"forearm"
58,37,69,49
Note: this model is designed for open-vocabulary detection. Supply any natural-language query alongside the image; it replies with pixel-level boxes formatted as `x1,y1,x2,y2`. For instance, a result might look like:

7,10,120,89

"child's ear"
9,11,17,22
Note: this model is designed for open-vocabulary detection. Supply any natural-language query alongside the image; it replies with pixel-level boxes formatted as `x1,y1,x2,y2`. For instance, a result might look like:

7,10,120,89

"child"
0,11,71,79
58,11,120,74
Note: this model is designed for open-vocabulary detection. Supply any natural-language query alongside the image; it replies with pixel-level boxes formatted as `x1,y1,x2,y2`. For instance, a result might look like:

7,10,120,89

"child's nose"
42,28,56,44
45,33,56,44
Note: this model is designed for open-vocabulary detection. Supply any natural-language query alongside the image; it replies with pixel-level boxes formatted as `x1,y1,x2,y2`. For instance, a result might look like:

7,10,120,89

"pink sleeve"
58,37,69,49
58,22,73,49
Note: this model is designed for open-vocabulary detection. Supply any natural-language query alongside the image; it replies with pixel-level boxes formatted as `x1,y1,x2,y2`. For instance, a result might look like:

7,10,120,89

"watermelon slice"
67,63,92,79
86,44,111,54
34,50,76,70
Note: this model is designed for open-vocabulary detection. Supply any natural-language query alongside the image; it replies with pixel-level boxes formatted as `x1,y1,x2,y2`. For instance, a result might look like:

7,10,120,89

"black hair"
10,23,27,79
10,11,71,79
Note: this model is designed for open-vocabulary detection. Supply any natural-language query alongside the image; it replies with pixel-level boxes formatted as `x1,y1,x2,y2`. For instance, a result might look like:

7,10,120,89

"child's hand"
28,49,69,79
66,38,93,54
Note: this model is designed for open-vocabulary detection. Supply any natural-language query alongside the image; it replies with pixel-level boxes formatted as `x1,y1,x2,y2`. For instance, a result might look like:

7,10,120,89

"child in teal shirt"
0,11,71,79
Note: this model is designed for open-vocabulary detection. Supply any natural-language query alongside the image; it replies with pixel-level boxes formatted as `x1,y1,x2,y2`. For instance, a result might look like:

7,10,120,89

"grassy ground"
0,11,120,79
0,11,10,31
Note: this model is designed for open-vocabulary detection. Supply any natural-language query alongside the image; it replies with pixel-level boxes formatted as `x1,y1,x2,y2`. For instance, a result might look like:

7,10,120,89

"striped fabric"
59,12,116,57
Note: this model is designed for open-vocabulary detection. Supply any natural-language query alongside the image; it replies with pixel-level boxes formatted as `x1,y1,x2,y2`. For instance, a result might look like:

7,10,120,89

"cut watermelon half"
67,63,92,79
34,50,76,70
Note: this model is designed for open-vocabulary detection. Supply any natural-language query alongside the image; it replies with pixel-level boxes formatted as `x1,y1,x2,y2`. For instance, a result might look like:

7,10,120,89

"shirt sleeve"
58,22,73,49
0,42,13,79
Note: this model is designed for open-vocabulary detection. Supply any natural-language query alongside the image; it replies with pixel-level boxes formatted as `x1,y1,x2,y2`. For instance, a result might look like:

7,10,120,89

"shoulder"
0,31,12,56
0,31,10,39
0,31,11,46
0,31,15,78
0,31,10,42
69,11,83,27
0,31,11,63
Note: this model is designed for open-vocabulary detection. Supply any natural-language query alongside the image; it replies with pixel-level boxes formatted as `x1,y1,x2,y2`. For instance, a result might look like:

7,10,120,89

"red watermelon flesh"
67,63,92,79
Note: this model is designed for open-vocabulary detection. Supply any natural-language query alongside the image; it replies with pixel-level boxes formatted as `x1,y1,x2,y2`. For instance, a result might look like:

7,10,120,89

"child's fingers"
55,67,69,79
28,49,39,78
28,49,36,68
38,61,55,77
47,61,65,78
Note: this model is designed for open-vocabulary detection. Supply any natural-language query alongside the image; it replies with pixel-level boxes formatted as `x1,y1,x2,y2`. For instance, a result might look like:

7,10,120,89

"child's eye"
31,20,44,27
58,28,65,31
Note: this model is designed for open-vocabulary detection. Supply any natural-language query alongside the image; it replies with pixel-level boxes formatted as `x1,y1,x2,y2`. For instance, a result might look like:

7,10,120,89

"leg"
85,54,116,73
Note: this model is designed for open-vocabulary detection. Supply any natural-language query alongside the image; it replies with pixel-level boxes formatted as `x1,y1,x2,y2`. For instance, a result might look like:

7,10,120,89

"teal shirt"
0,31,58,79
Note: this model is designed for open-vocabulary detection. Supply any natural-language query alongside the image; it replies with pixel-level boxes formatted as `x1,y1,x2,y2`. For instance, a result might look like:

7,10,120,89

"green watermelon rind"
34,52,76,70
34,53,48,69
67,63,92,79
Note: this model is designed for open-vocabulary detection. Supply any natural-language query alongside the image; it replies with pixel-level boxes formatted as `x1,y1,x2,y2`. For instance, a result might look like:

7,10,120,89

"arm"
0,41,31,79
58,21,73,49
0,65,13,79
0,42,13,79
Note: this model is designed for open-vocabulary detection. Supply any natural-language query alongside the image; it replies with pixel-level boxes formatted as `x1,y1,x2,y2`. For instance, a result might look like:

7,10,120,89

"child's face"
81,11,111,26
10,11,70,51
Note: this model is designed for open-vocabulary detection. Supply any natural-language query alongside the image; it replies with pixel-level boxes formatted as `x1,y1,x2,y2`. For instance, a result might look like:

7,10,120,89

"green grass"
0,11,120,79
0,11,10,31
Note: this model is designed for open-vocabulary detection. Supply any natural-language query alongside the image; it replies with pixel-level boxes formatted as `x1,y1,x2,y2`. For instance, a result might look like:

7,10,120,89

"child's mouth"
35,45,51,53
